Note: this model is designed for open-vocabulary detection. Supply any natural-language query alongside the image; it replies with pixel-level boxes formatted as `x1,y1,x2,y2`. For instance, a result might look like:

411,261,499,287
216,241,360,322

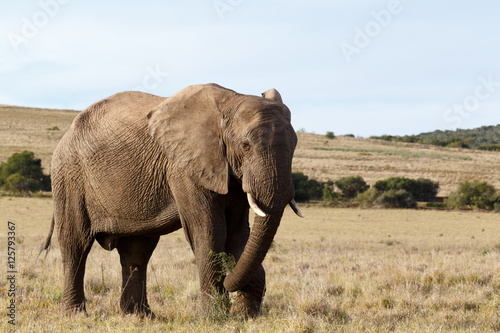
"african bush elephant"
41,83,303,318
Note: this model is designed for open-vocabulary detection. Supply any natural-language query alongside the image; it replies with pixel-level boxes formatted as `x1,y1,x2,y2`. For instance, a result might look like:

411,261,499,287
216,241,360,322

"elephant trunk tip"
223,273,239,292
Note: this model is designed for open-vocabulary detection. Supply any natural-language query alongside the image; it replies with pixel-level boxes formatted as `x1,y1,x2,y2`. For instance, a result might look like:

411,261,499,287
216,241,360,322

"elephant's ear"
147,84,231,194
262,88,291,122
261,88,283,103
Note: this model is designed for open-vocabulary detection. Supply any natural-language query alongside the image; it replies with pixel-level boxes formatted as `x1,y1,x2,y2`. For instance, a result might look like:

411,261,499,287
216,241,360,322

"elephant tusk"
247,193,267,217
289,199,305,218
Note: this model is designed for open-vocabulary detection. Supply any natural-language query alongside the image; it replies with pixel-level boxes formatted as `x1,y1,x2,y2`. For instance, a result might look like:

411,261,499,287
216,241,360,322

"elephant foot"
230,293,262,319
120,298,155,318
62,299,87,314
140,306,156,319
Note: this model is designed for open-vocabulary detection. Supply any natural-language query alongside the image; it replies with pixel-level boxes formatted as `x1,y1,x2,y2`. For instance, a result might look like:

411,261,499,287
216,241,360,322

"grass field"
1,197,499,332
1,105,499,331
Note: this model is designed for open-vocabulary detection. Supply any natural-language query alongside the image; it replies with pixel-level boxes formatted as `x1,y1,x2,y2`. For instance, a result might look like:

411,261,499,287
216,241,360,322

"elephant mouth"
246,192,304,218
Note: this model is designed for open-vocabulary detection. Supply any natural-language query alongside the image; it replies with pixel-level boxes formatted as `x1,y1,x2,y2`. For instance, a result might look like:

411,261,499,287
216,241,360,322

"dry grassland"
2,106,500,196
0,105,78,171
1,106,499,331
294,133,500,197
1,197,499,332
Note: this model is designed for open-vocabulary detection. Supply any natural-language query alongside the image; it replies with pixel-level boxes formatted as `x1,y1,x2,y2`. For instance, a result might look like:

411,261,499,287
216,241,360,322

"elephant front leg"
117,235,159,316
225,191,266,318
187,224,231,316
229,266,265,318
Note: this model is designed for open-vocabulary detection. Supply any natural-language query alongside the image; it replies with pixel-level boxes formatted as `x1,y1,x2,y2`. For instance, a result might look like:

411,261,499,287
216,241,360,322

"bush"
292,172,324,202
477,144,500,151
446,181,499,210
0,151,50,195
2,173,39,194
425,202,447,209
374,190,417,209
374,177,438,202
325,131,335,140
323,187,340,202
445,138,470,149
335,176,369,198
357,188,381,208
370,135,395,141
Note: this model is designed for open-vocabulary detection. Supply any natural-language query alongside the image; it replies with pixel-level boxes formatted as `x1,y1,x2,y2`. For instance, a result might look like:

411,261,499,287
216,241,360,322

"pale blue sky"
1,0,499,136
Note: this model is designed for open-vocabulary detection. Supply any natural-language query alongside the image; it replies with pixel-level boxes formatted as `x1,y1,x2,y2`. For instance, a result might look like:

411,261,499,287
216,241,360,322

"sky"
1,0,500,137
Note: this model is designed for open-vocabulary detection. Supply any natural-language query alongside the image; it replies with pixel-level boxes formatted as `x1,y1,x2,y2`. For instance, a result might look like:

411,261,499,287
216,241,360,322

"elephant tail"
39,215,55,257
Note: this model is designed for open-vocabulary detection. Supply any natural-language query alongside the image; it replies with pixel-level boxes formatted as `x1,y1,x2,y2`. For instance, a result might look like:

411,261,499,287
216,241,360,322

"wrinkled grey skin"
41,83,299,318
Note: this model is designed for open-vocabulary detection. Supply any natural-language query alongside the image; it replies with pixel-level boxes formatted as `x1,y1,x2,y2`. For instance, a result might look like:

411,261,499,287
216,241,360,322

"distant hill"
0,105,79,171
370,125,500,151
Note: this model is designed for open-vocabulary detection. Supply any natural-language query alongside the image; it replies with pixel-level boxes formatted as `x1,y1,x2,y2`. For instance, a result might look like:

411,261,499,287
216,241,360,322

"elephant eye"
241,142,251,153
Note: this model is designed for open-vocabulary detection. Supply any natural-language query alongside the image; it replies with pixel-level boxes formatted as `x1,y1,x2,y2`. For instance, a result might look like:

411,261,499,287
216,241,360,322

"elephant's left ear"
262,88,291,122
261,88,283,103
147,84,230,195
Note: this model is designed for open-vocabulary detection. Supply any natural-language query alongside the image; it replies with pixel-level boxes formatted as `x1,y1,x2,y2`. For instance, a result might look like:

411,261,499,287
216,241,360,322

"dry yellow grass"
1,198,499,332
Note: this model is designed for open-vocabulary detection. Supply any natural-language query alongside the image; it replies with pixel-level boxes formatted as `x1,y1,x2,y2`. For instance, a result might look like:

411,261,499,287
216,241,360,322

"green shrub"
374,177,438,202
477,144,500,151
374,190,417,208
445,138,470,148
292,172,324,202
357,188,381,208
323,187,340,202
446,181,498,210
2,173,39,194
335,176,369,198
370,135,395,141
425,202,447,209
325,131,335,140
0,151,50,195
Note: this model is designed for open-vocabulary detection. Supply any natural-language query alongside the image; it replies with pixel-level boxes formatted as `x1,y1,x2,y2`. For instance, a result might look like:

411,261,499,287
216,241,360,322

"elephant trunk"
223,210,283,292
224,163,293,292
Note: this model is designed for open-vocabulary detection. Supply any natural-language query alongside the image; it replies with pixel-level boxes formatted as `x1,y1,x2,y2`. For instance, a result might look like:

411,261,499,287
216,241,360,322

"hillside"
291,134,500,197
371,124,500,150
1,105,499,196
0,105,78,171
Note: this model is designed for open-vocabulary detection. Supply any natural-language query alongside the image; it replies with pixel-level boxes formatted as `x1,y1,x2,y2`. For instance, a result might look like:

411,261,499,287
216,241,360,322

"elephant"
41,83,303,318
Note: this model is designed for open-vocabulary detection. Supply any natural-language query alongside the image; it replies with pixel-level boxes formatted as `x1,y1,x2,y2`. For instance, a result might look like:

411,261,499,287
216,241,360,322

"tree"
447,181,498,210
335,176,369,198
325,131,335,140
292,172,324,202
374,177,438,202
323,187,340,202
0,151,50,195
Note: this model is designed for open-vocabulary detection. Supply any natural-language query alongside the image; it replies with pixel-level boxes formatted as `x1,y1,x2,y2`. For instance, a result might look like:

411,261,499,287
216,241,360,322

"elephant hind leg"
60,239,94,313
117,235,159,316
55,192,94,313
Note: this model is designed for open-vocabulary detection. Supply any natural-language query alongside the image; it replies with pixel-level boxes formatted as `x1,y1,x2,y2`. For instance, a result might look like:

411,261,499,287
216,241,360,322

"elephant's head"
147,83,302,292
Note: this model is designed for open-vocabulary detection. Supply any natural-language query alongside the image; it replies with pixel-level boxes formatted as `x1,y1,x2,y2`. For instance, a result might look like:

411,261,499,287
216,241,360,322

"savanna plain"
1,105,500,332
